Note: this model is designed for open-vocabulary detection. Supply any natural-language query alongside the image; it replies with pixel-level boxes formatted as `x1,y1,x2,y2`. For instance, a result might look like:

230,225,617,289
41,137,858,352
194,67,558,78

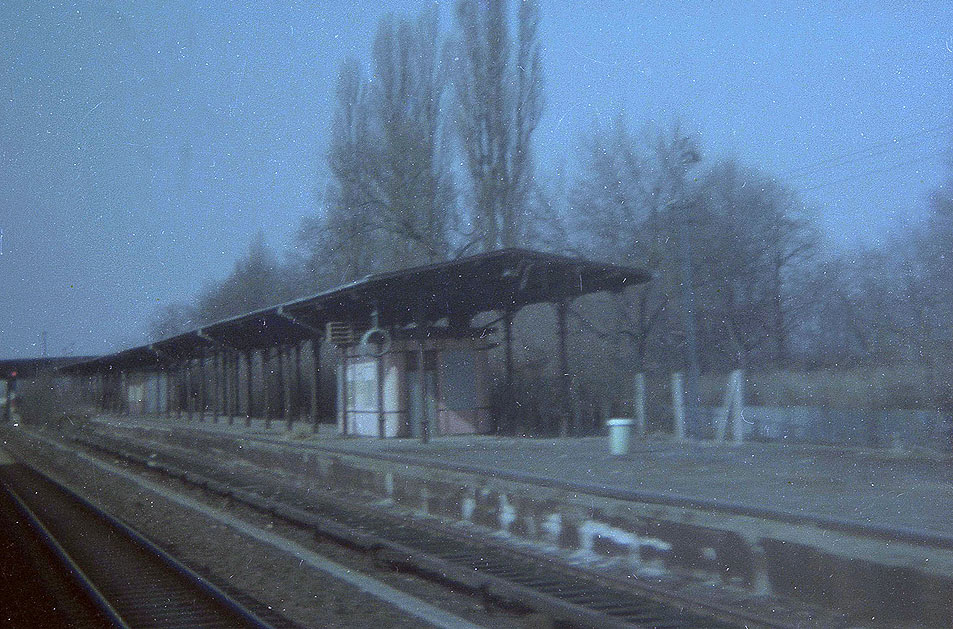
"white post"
336,355,345,435
634,373,647,438
729,369,745,445
672,372,686,442
570,384,581,436
715,372,733,442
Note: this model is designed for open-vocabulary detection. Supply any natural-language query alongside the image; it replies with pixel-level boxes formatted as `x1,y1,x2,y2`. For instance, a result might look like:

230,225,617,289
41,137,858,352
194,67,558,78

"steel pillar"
557,300,571,437
282,345,292,431
244,350,253,427
199,349,207,421
502,308,514,435
310,338,321,429
231,351,240,424
264,348,273,430
293,343,303,425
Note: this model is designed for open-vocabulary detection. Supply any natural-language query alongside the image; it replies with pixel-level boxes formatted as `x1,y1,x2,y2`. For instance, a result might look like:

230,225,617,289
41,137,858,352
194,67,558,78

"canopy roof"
62,248,650,375
0,356,98,379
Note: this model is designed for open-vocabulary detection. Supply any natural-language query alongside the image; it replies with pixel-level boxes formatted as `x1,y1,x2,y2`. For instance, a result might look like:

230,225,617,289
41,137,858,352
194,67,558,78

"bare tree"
451,0,543,251
298,58,382,285
149,303,198,341
195,231,294,323
367,7,454,266
299,8,455,282
691,161,819,367
568,120,699,370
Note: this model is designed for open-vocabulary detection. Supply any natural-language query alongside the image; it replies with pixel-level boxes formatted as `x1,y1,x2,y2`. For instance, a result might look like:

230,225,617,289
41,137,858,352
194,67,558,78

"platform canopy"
0,356,98,380
61,248,650,375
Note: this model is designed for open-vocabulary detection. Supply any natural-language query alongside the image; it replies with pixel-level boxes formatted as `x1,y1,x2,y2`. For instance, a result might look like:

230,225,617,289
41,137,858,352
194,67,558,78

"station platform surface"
86,413,953,537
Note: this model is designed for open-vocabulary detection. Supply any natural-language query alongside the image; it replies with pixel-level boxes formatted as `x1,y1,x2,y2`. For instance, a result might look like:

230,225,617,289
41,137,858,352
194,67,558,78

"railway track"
57,429,782,629
0,459,293,629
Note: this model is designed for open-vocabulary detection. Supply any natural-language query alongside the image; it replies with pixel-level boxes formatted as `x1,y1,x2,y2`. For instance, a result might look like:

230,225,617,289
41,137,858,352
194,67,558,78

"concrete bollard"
729,370,745,445
607,418,636,455
672,373,686,441
633,373,646,438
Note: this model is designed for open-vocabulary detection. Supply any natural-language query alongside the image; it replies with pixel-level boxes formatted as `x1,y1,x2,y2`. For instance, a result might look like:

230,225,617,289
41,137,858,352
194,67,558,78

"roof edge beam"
276,306,324,337
197,329,239,352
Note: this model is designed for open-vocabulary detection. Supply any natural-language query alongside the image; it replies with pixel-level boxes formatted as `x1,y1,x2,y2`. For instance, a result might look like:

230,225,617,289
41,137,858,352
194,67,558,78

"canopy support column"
165,368,172,419
294,343,303,426
264,348,273,430
244,350,253,427
277,345,287,429
231,351,240,425
502,308,514,435
557,299,572,437
154,367,162,415
310,338,321,430
283,345,293,431
416,310,430,444
185,361,193,422
199,349,208,421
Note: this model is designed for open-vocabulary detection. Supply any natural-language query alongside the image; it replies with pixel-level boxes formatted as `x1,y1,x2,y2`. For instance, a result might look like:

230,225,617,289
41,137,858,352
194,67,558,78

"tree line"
151,0,953,411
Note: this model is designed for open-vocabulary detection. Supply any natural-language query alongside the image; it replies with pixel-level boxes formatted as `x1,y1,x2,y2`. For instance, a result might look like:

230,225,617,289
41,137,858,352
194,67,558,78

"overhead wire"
799,150,947,192
781,120,953,180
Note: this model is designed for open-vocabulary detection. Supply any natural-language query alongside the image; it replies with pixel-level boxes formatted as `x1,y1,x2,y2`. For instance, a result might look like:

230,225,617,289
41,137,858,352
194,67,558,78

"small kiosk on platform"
338,327,493,438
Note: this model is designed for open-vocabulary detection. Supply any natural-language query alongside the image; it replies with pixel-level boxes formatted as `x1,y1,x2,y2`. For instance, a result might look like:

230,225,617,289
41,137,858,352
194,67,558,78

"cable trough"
69,431,767,629
0,461,294,629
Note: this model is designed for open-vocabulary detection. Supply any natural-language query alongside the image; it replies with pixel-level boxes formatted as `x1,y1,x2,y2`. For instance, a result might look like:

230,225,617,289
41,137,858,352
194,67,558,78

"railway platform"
88,412,951,536
69,412,953,626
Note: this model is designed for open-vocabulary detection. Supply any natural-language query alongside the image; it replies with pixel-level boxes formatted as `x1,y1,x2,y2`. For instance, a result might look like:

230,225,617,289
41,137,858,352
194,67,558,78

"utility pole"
674,144,702,438
678,214,701,435
41,331,48,358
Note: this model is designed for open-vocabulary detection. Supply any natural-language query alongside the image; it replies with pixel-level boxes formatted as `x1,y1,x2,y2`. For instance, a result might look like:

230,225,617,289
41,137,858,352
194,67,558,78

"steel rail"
3,482,129,629
3,459,284,629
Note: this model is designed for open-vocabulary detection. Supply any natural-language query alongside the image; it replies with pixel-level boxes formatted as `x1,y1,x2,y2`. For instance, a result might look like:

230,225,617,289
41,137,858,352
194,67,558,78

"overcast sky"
1,1,951,358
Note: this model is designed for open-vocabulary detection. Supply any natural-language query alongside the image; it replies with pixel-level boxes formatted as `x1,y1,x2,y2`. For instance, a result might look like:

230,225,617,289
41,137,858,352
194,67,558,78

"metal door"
407,351,437,438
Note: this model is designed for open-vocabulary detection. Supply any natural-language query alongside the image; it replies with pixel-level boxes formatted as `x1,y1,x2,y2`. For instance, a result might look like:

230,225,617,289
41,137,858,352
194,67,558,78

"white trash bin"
606,418,636,455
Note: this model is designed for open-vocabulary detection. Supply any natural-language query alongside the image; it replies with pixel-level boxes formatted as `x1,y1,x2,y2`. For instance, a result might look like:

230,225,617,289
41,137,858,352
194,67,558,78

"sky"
1,0,951,358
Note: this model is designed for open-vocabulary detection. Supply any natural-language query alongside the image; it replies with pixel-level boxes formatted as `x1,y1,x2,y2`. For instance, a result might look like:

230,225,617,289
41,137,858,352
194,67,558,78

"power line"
799,150,947,192
780,121,953,179
786,136,947,182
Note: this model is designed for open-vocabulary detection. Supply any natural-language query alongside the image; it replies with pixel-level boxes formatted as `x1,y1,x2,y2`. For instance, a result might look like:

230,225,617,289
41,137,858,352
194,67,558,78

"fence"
665,370,952,452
